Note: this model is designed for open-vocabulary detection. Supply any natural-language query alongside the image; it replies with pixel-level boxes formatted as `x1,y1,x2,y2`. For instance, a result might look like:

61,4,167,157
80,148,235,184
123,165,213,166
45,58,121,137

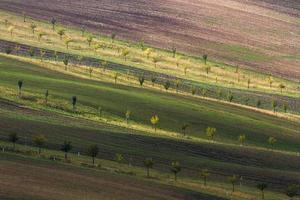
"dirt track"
0,0,299,80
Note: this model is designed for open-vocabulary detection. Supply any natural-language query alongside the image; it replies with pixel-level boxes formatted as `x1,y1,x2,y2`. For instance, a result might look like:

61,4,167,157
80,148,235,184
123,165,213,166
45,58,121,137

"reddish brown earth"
0,0,300,79
0,154,226,200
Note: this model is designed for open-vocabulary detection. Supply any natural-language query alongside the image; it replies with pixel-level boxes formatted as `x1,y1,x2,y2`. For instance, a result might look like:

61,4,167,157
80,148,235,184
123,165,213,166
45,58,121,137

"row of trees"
6,132,299,199
16,80,281,149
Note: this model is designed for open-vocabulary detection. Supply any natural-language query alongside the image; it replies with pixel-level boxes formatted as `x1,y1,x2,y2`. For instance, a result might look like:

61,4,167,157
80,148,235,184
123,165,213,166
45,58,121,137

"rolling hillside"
0,0,299,79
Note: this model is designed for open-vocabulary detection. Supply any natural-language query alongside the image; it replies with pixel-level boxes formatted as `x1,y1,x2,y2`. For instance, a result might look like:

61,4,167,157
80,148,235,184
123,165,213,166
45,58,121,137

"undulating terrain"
0,0,299,199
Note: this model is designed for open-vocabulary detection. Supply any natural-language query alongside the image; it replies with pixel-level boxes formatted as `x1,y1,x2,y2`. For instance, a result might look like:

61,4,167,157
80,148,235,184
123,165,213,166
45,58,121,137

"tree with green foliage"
203,54,208,65
32,134,47,154
138,74,145,87
72,96,77,111
171,47,177,58
181,124,189,136
286,184,299,200
247,78,251,89
257,183,267,199
191,87,197,95
63,56,69,70
65,38,73,49
227,92,233,102
51,18,57,30
151,75,157,86
17,80,23,97
30,23,37,34
200,169,210,186
115,153,124,165
205,65,211,75
88,67,93,78
279,83,285,93
8,133,19,150
256,99,261,108
164,80,171,91
122,49,130,61
206,127,216,142
170,161,181,181
45,89,49,104
238,134,246,146
87,36,93,47
61,140,73,160
268,136,277,149
229,175,238,192
283,103,288,113
57,29,65,40
87,144,99,165
111,33,116,43
125,110,131,125
114,72,119,84
272,100,278,113
150,115,159,132
143,158,154,178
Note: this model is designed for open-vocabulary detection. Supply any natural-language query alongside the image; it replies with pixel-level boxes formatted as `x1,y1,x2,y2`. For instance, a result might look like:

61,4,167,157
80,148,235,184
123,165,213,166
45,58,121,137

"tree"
65,38,73,49
87,144,99,165
171,47,176,58
57,29,65,40
268,76,273,88
181,124,189,136
8,133,19,150
122,49,130,61
63,56,69,70
30,23,37,34
184,67,188,76
228,175,238,192
283,103,288,113
72,96,77,111
143,158,154,178
200,169,210,186
17,80,23,97
247,78,251,89
51,18,57,30
101,61,108,72
22,12,27,22
5,46,13,54
114,72,119,84
61,140,72,160
145,48,152,59
286,184,299,200
271,100,278,113
98,106,103,117
235,65,239,73
32,134,47,154
205,65,211,75
256,99,261,108
87,36,93,47
238,134,246,146
206,127,216,142
175,80,181,93
164,80,171,91
202,88,207,97
38,32,46,42
152,56,161,68
138,74,145,87
170,161,181,181
151,75,157,86
88,67,93,78
150,115,159,132
80,25,86,36
45,89,49,104
40,50,46,61
8,26,15,37
29,47,35,57
111,33,116,43
268,136,277,149
227,92,233,102
257,183,267,199
190,86,196,95
115,153,124,165
203,54,208,65
125,110,131,125
279,83,285,93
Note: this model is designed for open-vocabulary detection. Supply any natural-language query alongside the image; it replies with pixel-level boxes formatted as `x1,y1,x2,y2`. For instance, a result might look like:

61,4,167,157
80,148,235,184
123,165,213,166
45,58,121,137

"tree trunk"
174,173,177,181
65,152,67,160
92,156,95,165
147,168,150,178
232,184,235,192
